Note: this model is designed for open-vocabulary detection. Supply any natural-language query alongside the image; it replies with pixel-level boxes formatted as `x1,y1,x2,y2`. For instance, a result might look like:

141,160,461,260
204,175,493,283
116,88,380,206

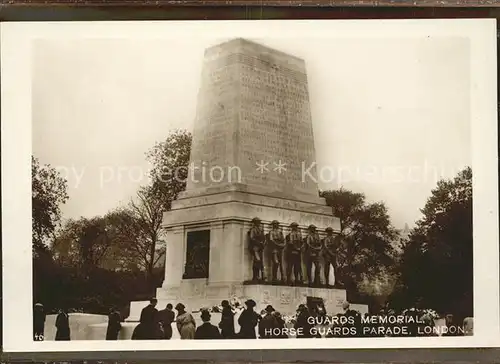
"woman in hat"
237,299,260,339
175,303,196,339
195,310,222,339
219,300,235,339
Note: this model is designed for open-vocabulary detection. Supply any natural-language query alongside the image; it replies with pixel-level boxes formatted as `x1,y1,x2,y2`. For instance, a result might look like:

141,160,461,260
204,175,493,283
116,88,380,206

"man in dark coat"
259,305,278,339
238,299,261,339
133,298,161,340
294,304,314,338
106,306,122,340
342,301,361,337
442,314,461,337
219,300,235,339
273,311,289,338
55,308,70,341
33,303,46,341
195,310,222,339
158,303,175,339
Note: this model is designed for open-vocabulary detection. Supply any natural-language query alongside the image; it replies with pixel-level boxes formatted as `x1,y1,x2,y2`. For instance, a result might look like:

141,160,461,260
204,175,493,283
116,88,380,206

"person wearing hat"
106,306,122,340
322,227,339,287
175,303,196,339
238,299,260,339
133,298,161,340
285,222,303,285
55,306,70,341
195,309,222,339
248,217,266,281
33,303,46,341
268,220,286,282
218,300,235,339
294,303,314,339
463,317,474,336
258,305,278,339
273,311,288,338
304,225,322,286
342,301,361,338
158,303,175,339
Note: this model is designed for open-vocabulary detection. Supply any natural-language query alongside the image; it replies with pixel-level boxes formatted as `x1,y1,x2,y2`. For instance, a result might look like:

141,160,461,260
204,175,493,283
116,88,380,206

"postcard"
1,19,498,351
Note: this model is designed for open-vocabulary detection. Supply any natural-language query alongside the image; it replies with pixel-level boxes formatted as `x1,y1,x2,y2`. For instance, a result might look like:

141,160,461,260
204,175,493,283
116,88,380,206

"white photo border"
1,19,498,352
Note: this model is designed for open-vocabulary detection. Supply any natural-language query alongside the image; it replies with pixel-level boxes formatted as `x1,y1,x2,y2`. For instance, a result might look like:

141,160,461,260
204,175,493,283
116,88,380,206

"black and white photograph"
1,19,498,351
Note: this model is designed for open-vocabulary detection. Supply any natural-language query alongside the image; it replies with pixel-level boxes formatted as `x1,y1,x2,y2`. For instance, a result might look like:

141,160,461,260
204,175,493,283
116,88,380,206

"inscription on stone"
186,39,319,200
187,62,239,189
238,60,317,197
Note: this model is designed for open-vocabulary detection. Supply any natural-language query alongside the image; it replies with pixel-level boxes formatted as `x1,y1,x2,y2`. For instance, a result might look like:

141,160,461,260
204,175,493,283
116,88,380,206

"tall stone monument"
154,38,346,315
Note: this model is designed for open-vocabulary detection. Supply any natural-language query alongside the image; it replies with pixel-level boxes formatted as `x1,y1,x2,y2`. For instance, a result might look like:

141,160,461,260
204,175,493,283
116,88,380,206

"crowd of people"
120,298,472,340
32,298,472,341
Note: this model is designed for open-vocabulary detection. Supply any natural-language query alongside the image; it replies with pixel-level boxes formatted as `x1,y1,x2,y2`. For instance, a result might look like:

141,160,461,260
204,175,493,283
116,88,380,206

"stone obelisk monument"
155,38,346,315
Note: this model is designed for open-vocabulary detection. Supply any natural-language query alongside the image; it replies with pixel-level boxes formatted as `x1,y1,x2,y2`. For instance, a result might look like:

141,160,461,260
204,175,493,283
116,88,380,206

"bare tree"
111,186,166,281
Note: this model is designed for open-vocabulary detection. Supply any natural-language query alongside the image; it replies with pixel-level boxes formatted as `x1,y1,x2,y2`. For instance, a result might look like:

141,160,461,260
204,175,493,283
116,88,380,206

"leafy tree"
32,156,69,255
146,129,192,212
391,167,473,317
320,189,398,298
51,219,83,267
52,215,115,273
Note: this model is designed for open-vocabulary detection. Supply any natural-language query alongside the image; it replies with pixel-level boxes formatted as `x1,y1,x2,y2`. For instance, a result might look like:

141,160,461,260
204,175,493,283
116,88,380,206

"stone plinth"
156,280,348,316
243,284,348,315
159,208,341,313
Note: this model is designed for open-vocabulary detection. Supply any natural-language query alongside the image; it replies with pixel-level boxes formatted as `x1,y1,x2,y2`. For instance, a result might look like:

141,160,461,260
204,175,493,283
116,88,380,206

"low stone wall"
87,312,238,340
350,303,369,315
43,313,108,341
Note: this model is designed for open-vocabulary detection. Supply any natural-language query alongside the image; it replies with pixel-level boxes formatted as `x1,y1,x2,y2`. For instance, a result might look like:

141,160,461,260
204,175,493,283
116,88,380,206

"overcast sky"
32,34,471,229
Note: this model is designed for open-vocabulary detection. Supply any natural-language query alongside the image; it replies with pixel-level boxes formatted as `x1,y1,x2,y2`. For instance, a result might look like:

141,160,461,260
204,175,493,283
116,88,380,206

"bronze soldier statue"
304,224,322,287
267,220,286,283
322,227,339,287
248,217,266,282
285,222,303,285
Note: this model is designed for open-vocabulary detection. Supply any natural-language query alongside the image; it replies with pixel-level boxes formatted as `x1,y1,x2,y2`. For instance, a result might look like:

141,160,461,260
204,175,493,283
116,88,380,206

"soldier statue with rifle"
267,220,286,283
248,217,266,282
